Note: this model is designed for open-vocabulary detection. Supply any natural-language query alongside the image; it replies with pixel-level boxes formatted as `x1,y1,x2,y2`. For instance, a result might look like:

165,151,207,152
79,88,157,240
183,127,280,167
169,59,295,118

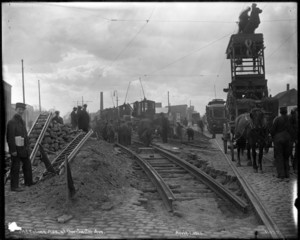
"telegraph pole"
168,91,170,113
214,85,217,99
21,59,28,129
21,59,25,103
38,80,41,112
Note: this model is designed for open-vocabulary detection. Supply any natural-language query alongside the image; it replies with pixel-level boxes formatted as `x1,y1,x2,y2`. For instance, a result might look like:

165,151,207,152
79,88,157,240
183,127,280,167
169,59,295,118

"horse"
234,108,268,173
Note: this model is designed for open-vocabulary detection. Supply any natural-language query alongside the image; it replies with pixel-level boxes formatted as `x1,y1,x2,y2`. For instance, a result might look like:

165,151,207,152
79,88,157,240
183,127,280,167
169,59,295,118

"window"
213,108,225,118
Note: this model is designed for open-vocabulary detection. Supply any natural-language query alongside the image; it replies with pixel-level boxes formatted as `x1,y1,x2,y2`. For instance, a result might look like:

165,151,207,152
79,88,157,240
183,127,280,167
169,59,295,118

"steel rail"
38,132,85,180
214,139,285,239
116,143,175,212
152,143,249,213
51,132,85,167
59,130,94,175
182,142,221,151
30,112,53,163
28,113,43,136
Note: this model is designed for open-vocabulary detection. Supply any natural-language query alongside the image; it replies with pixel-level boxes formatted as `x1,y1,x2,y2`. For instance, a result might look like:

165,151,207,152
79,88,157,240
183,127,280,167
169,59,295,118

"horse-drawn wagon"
222,9,279,172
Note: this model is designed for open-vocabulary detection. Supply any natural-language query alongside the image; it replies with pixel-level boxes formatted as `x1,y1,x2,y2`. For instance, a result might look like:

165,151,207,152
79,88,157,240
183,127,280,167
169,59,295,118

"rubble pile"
6,139,135,218
29,122,80,162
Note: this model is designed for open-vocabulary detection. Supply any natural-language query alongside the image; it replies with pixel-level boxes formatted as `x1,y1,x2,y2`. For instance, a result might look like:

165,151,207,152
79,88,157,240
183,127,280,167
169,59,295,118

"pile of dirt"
6,138,136,218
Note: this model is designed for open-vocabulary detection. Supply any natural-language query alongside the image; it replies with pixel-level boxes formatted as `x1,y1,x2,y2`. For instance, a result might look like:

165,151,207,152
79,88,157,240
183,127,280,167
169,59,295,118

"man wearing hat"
70,107,78,130
52,110,64,124
270,106,295,179
77,104,90,132
6,103,35,191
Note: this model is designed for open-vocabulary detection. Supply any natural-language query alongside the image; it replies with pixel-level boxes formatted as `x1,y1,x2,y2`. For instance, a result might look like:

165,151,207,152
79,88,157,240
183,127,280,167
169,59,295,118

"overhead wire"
43,2,111,21
143,32,232,77
101,6,156,74
267,31,297,58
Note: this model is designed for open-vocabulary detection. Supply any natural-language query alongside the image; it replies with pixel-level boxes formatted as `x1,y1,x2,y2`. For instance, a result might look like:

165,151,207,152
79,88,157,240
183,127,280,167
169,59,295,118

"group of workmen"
238,3,262,34
70,104,90,132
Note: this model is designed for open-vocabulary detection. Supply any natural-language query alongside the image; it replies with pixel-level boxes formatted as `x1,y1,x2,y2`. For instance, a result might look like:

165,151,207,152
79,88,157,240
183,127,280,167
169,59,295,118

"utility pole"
21,59,25,103
114,90,119,118
214,85,217,99
21,59,28,130
168,91,170,113
38,80,41,112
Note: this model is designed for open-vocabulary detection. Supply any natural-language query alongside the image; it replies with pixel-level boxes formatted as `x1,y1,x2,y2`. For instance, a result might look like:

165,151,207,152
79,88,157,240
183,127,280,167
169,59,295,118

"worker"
70,107,78,130
161,113,169,143
6,102,36,192
52,111,64,124
78,104,90,132
270,106,294,179
238,6,251,33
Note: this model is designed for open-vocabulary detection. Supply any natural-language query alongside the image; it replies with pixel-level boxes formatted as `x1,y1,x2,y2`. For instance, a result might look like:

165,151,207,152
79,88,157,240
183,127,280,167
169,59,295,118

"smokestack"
286,84,290,91
100,92,103,110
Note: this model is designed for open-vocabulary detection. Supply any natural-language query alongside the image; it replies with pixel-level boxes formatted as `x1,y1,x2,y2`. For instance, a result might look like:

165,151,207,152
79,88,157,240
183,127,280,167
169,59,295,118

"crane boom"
139,77,146,100
124,81,131,104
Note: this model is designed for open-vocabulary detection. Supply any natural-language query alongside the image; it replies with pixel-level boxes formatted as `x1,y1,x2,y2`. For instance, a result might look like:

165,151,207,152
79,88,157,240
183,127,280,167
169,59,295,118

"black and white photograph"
2,1,298,239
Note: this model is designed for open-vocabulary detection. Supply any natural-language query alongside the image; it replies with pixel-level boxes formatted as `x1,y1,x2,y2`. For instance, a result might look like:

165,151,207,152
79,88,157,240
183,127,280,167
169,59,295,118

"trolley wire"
267,30,297,58
101,6,156,74
143,32,232,77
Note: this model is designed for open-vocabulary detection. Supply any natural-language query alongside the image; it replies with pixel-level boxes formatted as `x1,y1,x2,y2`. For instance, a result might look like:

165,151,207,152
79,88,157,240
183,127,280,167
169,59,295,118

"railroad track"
213,138,284,239
116,141,249,213
38,130,94,181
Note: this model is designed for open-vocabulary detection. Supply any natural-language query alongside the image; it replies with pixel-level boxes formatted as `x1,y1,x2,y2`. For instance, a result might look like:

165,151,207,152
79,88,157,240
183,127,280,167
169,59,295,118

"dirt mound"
6,138,135,218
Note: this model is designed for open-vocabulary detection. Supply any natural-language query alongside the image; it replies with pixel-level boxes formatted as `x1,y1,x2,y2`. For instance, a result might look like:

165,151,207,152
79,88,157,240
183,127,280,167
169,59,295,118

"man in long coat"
70,107,78,129
78,104,90,132
270,107,294,179
6,103,35,191
161,113,169,143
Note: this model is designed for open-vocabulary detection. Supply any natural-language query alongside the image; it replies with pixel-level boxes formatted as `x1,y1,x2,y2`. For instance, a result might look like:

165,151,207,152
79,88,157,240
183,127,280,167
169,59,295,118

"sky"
2,2,297,118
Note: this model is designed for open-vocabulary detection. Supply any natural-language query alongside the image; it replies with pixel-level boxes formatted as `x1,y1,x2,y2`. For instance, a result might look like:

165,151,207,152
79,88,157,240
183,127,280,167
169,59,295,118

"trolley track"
141,130,284,239
213,137,284,239
117,141,249,214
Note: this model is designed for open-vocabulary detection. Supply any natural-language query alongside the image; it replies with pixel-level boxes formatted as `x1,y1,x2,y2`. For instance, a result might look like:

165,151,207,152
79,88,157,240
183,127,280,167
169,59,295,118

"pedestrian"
183,117,188,127
78,104,90,132
6,102,36,192
176,122,183,142
186,127,194,141
270,106,294,179
70,107,78,130
161,113,169,143
289,107,298,172
197,119,204,133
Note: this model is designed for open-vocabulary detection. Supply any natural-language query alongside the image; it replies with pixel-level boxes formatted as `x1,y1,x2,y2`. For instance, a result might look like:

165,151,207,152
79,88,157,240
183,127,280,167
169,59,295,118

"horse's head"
249,108,266,129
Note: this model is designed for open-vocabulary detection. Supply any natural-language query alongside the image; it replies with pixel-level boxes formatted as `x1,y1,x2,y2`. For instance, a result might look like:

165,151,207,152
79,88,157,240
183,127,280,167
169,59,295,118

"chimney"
287,84,290,91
